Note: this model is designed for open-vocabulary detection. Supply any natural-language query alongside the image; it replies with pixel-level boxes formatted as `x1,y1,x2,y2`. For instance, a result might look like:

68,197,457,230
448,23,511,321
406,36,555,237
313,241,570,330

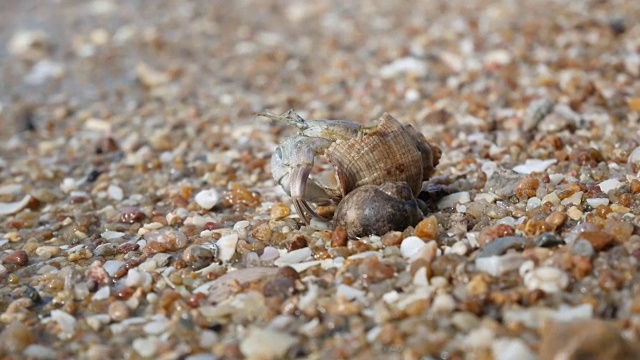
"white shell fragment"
0,195,32,215
512,159,557,174
598,179,622,194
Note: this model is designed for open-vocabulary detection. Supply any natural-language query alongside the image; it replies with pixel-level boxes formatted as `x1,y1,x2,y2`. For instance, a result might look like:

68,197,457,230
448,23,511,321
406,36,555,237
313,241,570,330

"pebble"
475,253,526,277
23,344,57,360
132,336,161,357
108,301,130,322
91,286,110,301
183,244,217,269
586,198,609,207
8,30,51,60
534,233,564,248
125,269,152,288
545,211,567,230
539,319,640,360
194,189,220,210
239,327,298,359
492,338,536,360
274,247,312,266
477,236,527,257
101,231,125,240
379,57,427,78
437,191,471,209
270,202,291,220
216,233,238,262
107,184,124,201
523,267,569,293
560,191,583,206
260,246,280,262
337,284,366,301
2,250,29,266
579,231,614,251
566,206,583,220
415,216,439,239
400,236,426,258
51,310,76,339
102,260,125,277
572,239,595,258
431,293,456,314
0,321,34,353
35,245,61,258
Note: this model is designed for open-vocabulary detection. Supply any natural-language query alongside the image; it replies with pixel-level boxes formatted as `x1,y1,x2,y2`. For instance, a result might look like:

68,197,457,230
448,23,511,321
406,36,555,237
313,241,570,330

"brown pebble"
182,244,216,270
478,224,515,246
143,241,169,254
357,256,394,283
380,231,403,247
330,226,348,247
545,211,567,231
630,179,640,194
2,250,29,267
539,319,640,360
288,234,308,251
119,207,146,224
117,242,140,254
108,301,130,322
515,176,539,199
415,216,439,240
569,148,605,167
603,218,634,243
0,321,34,353
251,223,272,242
579,231,615,251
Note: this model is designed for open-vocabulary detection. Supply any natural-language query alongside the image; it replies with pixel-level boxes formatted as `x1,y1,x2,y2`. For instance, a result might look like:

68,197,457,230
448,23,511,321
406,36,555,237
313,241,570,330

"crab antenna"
257,109,307,129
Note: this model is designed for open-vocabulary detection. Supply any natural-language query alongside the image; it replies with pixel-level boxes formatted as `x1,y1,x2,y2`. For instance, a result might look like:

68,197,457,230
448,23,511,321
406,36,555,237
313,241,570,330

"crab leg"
288,137,332,224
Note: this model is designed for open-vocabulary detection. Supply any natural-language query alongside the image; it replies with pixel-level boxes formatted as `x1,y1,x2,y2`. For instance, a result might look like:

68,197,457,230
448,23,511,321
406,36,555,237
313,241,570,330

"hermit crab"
262,110,441,226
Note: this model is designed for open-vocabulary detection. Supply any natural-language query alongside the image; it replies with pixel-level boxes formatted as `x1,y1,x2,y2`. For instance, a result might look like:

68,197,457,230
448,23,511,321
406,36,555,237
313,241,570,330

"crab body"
265,110,440,224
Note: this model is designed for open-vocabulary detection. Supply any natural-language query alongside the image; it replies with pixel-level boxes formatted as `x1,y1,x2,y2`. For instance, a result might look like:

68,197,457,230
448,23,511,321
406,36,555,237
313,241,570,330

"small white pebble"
194,189,220,210
523,266,569,293
432,293,456,314
586,198,609,207
51,309,76,339
337,284,366,301
541,192,561,205
60,178,78,193
102,260,125,277
560,191,583,206
450,241,468,256
260,246,280,261
216,233,239,262
400,236,426,258
526,197,541,210
567,206,583,220
107,184,124,201
101,231,125,240
274,247,312,266
437,191,471,209
132,336,161,357
92,286,111,301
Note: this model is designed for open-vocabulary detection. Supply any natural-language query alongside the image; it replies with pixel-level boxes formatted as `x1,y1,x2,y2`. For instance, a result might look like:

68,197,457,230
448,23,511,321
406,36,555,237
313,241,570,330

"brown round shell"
325,113,440,197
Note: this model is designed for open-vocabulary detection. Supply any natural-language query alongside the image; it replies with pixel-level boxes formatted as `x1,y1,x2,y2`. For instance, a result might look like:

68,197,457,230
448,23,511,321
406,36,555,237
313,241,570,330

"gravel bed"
1,0,640,359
